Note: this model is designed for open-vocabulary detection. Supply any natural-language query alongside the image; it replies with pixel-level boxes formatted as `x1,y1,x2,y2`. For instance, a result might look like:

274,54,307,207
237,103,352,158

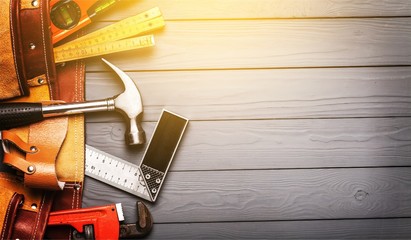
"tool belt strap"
0,186,24,239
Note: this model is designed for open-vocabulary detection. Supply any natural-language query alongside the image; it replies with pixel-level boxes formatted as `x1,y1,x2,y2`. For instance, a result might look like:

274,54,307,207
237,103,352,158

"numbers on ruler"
85,146,150,198
53,7,163,52
54,35,155,63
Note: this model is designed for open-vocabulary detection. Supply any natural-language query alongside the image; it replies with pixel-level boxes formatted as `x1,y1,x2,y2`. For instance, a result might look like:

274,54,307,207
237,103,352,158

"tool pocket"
0,0,57,101
0,172,54,240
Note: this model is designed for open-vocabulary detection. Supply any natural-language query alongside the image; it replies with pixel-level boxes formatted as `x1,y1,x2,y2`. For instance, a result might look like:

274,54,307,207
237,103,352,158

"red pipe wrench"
47,201,153,239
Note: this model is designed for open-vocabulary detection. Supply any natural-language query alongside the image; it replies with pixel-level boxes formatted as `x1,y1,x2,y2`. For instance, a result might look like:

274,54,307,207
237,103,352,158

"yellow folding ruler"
54,7,164,63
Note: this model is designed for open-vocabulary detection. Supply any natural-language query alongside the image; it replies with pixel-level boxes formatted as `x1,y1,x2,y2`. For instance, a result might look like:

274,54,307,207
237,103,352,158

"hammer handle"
0,103,44,130
0,100,114,130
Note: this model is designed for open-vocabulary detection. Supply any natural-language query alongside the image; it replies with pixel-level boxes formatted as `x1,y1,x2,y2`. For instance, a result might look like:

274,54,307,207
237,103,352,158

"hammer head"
102,58,146,145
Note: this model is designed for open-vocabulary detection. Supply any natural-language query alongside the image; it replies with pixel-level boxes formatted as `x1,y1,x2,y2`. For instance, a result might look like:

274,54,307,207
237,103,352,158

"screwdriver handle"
0,103,44,130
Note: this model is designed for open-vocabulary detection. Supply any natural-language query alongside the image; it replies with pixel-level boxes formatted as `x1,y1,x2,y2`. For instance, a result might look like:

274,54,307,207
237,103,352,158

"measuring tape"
53,7,165,63
85,144,152,202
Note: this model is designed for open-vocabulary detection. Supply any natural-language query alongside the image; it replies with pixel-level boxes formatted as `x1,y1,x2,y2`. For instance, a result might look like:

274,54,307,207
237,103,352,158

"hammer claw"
103,58,145,145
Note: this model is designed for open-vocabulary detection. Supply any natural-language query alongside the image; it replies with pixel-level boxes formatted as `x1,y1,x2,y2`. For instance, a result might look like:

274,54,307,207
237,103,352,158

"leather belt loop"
1,117,69,190
3,154,36,175
21,0,40,9
1,130,35,153
2,131,37,175
25,117,69,190
27,74,47,87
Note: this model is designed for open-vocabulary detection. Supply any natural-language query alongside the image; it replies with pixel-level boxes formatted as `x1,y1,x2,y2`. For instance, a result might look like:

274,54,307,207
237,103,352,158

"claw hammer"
0,59,145,145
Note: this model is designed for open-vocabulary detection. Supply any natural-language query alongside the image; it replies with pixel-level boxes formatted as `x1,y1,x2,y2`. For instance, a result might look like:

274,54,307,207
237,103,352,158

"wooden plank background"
82,1,411,239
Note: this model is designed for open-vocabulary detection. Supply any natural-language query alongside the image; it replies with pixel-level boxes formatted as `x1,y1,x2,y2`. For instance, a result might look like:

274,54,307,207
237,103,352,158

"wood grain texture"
80,1,411,239
82,167,411,223
86,117,411,171
99,0,411,20
147,218,411,239
85,18,411,71
85,67,411,121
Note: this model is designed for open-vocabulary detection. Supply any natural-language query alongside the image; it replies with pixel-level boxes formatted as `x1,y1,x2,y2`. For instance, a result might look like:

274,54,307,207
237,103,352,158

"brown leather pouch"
0,0,28,100
0,173,53,240
0,0,85,239
0,0,85,189
0,0,57,101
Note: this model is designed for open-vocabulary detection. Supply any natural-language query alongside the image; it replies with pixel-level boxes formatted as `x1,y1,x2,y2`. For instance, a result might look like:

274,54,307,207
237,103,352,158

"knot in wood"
354,190,368,201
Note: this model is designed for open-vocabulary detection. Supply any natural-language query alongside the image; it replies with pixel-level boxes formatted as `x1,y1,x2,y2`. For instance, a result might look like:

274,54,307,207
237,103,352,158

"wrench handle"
0,102,43,130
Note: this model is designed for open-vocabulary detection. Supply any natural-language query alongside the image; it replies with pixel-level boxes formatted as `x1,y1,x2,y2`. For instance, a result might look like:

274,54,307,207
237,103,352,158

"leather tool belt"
0,0,85,239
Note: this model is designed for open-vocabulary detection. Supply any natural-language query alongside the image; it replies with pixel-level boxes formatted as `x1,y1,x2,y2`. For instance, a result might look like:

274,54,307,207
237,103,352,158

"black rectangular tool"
139,109,189,201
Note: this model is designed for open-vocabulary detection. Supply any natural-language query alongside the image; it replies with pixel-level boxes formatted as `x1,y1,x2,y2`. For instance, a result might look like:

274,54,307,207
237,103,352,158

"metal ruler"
85,144,152,202
53,7,165,63
85,110,189,202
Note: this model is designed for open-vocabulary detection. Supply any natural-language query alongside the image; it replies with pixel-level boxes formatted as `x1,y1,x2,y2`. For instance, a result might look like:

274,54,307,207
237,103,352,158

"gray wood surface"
82,0,411,239
86,18,411,71
85,168,411,222
86,117,411,171
99,0,411,20
85,67,411,121
146,219,411,239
